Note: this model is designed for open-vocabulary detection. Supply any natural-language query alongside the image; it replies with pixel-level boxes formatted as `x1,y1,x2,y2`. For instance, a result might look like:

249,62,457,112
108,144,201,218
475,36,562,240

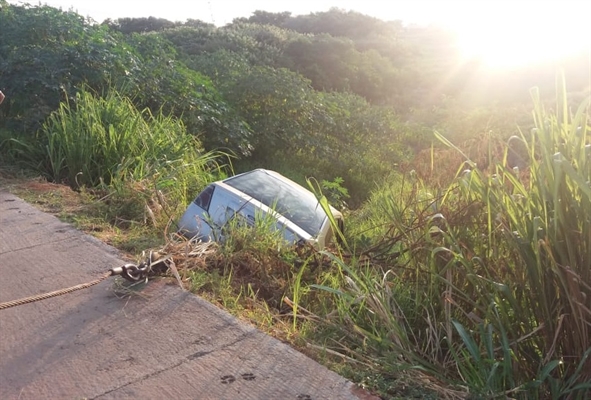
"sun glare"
446,1,591,69
8,0,591,70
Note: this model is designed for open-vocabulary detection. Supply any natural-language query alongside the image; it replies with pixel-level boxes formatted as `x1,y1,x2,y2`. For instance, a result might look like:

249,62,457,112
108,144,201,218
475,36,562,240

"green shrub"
0,3,134,133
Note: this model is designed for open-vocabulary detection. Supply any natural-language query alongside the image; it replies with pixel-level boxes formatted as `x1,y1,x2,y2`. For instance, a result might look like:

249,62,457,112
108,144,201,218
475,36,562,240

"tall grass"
10,88,227,228
438,79,591,397
309,80,590,398
36,89,206,187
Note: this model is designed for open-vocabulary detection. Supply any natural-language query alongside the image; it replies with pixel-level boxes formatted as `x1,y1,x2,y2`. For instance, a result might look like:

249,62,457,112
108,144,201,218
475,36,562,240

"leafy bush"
0,2,133,133
0,2,250,156
119,33,252,154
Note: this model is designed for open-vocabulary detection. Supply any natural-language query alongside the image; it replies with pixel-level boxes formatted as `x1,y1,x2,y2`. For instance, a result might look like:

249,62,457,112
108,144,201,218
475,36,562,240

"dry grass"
406,132,514,188
145,237,331,310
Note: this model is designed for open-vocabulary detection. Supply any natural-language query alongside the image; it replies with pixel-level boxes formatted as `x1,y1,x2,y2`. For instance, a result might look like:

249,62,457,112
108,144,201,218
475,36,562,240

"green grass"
300,77,590,398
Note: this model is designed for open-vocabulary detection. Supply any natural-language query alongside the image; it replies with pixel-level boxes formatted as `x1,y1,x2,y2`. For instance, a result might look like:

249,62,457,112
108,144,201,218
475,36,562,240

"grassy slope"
0,168,436,399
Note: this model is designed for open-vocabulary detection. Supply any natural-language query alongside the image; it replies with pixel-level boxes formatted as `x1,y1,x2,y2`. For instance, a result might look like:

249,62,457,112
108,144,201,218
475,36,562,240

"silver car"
178,169,343,248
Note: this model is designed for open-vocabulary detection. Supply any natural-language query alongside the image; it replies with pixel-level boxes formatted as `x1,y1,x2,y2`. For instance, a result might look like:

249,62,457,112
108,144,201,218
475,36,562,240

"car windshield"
224,170,328,236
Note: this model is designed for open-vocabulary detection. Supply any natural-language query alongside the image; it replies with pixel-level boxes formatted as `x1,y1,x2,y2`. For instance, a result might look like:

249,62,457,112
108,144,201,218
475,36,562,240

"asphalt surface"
0,190,378,400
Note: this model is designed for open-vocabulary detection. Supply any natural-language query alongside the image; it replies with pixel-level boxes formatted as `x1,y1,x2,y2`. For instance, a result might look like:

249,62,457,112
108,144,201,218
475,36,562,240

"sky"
7,0,591,69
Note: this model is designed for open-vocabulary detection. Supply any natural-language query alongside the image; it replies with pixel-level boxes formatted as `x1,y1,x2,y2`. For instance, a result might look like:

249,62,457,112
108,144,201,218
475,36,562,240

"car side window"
224,207,254,228
193,185,215,211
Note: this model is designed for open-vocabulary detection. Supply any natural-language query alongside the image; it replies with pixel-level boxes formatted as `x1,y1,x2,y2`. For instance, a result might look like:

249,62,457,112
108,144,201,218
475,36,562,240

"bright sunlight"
14,0,591,69
440,1,591,69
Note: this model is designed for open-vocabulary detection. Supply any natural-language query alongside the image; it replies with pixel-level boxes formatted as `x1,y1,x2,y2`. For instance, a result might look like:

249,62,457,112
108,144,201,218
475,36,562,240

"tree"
283,8,393,41
0,3,250,156
233,10,291,27
103,16,176,34
120,33,251,154
0,3,134,132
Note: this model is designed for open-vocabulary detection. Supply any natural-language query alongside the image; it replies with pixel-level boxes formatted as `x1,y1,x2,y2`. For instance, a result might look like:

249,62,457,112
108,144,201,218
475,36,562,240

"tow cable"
0,251,171,311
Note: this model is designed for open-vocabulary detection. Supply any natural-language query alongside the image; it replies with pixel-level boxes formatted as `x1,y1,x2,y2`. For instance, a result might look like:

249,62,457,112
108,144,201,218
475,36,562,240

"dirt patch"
1,175,84,214
0,173,145,257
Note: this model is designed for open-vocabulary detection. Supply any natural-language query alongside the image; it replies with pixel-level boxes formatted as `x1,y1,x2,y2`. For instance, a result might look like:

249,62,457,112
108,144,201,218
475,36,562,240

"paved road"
0,191,377,400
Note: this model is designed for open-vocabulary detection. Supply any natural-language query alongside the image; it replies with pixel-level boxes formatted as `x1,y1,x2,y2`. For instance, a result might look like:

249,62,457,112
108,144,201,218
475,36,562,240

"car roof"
222,169,332,236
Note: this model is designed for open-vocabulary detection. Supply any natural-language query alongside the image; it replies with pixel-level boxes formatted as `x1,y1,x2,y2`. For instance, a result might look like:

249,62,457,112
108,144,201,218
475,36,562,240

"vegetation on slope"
1,2,589,398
